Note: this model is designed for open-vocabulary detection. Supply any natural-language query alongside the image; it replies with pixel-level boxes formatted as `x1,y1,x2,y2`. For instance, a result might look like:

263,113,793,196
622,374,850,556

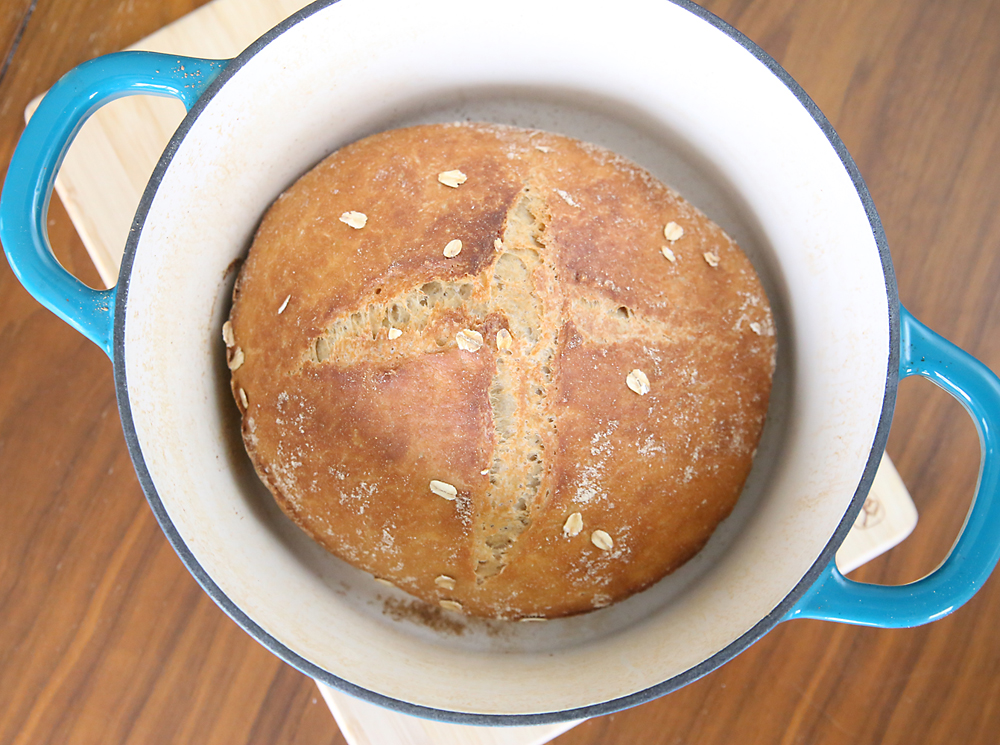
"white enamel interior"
122,0,890,716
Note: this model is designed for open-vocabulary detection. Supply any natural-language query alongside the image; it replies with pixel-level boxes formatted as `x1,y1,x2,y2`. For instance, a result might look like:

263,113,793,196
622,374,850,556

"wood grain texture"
1,1,999,744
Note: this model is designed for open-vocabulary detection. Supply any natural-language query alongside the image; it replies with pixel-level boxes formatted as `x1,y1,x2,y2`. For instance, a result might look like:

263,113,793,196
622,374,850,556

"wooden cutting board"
30,0,918,741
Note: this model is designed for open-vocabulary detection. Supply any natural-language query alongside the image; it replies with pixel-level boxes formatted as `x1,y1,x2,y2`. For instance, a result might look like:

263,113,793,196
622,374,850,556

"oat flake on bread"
226,122,776,620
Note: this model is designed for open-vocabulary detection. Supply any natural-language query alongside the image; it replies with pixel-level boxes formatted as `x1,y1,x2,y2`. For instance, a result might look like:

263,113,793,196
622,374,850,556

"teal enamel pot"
3,0,1000,726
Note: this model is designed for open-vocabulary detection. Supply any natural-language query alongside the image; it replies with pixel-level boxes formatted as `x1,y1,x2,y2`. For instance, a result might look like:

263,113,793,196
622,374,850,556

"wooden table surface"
2,1,1000,743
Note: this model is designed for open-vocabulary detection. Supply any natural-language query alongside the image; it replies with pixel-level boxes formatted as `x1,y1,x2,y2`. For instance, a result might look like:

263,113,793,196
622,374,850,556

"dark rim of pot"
112,0,899,727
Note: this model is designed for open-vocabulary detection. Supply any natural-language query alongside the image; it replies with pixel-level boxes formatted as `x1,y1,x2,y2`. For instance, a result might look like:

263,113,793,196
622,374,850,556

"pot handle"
786,305,1000,627
0,51,228,359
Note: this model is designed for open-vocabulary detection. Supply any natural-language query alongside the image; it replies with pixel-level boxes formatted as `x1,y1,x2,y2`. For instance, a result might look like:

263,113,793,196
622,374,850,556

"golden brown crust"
226,122,776,619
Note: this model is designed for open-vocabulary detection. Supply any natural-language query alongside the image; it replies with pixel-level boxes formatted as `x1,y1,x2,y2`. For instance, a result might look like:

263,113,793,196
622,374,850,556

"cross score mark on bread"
308,187,694,584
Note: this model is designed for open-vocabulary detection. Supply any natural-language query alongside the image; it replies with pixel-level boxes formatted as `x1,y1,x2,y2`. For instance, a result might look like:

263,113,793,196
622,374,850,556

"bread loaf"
225,122,775,619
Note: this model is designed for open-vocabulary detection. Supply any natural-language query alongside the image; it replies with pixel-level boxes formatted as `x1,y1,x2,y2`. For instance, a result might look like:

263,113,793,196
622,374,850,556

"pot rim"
111,0,899,725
